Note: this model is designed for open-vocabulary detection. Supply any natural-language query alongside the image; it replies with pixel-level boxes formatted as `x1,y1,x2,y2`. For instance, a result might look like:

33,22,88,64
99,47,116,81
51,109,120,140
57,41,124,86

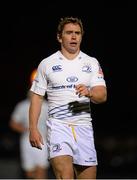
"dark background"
0,2,136,178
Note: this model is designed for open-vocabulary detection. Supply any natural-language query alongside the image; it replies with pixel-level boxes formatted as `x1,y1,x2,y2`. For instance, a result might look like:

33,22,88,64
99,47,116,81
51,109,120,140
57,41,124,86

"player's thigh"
35,166,47,179
50,155,74,177
74,165,97,179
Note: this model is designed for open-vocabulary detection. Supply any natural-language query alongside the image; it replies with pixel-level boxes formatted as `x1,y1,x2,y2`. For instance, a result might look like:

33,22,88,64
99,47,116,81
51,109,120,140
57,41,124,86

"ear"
57,34,62,43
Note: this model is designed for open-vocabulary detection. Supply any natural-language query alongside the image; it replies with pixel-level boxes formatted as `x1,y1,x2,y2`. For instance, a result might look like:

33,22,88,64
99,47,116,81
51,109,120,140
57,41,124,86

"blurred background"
0,2,136,179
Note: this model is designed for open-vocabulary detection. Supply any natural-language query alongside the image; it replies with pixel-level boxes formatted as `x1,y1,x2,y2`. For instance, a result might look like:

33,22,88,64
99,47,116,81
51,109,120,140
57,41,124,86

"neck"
60,48,80,60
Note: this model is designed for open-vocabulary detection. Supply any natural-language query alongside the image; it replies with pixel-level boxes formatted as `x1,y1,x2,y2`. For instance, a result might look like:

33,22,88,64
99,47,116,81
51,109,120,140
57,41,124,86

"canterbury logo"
52,65,62,71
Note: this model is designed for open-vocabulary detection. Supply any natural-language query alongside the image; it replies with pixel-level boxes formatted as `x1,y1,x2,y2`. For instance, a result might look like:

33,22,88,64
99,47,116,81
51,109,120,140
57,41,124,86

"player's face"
59,23,82,54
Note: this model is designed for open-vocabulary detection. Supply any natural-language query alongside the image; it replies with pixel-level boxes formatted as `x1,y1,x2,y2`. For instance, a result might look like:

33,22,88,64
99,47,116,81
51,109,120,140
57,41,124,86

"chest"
47,61,92,86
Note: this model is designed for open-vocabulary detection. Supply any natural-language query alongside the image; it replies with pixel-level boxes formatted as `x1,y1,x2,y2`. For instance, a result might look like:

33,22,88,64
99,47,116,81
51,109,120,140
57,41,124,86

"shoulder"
39,51,59,65
13,99,28,111
37,51,60,73
19,99,29,106
80,51,99,64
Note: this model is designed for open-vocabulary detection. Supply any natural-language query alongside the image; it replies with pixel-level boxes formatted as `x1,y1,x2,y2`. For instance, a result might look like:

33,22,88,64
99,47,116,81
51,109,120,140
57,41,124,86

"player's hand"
29,128,44,150
75,84,90,97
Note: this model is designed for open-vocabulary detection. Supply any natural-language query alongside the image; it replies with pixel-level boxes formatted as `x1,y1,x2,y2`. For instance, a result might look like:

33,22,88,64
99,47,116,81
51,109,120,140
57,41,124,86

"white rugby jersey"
31,51,106,125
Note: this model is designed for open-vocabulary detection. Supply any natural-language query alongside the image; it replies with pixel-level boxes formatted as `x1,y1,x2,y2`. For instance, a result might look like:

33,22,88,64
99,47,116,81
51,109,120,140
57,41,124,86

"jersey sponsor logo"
52,65,62,72
52,84,75,90
66,76,78,82
82,65,92,73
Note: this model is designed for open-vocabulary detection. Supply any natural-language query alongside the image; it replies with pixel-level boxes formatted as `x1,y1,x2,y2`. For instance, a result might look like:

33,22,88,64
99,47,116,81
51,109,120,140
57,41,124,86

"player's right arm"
29,91,44,150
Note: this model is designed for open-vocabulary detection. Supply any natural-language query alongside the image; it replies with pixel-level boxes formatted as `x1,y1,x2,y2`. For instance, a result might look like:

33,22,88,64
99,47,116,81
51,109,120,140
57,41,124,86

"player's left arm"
75,84,107,104
88,85,107,103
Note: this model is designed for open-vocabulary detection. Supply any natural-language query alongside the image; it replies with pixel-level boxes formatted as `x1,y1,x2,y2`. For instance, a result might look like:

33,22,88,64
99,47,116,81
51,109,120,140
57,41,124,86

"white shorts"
20,137,49,171
47,121,98,166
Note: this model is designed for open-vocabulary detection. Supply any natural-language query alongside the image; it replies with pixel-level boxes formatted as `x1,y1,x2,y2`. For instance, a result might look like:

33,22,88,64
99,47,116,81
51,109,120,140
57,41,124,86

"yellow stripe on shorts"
69,125,77,142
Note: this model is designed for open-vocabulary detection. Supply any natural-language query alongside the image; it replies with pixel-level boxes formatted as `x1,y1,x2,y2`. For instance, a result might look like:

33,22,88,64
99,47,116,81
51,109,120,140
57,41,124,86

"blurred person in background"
9,69,49,179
